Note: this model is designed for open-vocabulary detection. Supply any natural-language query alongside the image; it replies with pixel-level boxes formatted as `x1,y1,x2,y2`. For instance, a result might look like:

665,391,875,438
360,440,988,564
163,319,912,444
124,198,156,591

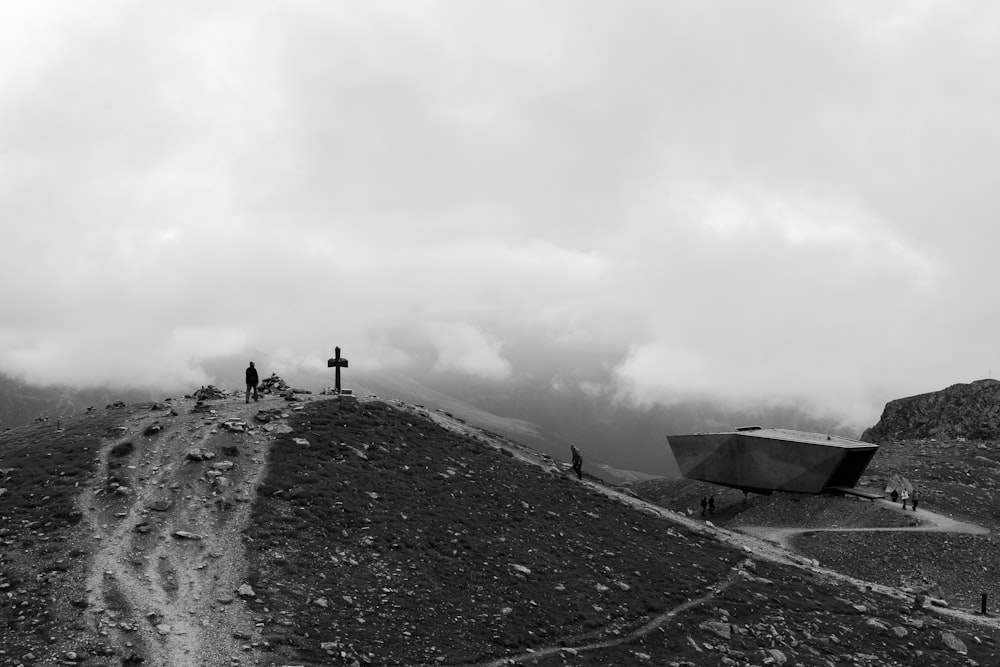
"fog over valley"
3,2,1000,473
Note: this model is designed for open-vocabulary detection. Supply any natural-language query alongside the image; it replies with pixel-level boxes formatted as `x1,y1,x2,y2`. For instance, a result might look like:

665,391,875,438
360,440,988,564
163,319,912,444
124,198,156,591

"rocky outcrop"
862,379,1000,443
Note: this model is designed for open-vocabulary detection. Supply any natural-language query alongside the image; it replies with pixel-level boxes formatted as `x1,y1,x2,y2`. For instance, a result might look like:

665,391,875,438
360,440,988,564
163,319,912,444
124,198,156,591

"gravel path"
736,498,990,549
77,395,290,666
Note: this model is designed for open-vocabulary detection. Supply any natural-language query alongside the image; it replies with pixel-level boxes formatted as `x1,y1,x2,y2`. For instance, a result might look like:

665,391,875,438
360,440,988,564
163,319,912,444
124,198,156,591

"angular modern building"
666,426,879,495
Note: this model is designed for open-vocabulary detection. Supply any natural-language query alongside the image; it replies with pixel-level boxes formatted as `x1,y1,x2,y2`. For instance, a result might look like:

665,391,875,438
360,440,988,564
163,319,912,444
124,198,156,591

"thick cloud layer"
2,1,999,430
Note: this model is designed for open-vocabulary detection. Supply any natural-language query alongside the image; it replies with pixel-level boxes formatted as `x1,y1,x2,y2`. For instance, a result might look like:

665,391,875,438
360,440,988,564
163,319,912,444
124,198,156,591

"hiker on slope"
245,361,259,404
570,445,583,480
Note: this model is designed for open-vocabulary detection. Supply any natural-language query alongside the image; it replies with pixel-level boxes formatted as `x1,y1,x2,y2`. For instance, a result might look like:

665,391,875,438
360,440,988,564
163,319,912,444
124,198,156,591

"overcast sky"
2,1,999,430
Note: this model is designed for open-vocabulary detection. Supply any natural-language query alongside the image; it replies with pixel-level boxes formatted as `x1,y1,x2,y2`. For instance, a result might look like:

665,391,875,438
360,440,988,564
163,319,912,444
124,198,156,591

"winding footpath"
474,563,754,667
735,499,990,550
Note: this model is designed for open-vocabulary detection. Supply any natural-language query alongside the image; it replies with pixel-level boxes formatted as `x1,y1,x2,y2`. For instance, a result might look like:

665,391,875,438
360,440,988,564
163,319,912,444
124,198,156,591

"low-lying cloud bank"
3,2,998,437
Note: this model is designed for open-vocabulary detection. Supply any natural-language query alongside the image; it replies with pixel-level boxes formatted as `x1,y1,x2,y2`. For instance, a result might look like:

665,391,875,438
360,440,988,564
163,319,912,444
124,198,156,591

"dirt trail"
736,499,990,550
77,394,297,666
474,562,754,667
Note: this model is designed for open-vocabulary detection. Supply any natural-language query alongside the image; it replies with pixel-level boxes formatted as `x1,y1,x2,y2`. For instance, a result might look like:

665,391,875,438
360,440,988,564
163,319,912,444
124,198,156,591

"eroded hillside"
2,392,1000,666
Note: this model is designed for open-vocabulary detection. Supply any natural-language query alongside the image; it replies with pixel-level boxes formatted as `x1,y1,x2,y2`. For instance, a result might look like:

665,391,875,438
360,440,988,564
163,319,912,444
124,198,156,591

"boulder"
941,631,967,654
700,620,732,640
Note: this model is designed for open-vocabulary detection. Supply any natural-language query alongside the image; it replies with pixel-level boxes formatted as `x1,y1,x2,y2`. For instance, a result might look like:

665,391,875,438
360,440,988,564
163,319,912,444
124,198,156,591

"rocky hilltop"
3,385,1000,665
862,378,1000,444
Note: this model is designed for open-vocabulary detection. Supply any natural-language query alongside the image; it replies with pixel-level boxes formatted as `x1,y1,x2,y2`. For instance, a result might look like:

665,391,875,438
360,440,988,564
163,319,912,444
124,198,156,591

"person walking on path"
708,496,716,515
911,491,919,511
570,445,583,480
901,488,909,510
245,362,259,404
700,496,708,517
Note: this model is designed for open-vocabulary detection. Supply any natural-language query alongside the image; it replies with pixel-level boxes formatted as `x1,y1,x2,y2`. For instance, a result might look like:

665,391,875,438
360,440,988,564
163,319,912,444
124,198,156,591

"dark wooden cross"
327,346,349,393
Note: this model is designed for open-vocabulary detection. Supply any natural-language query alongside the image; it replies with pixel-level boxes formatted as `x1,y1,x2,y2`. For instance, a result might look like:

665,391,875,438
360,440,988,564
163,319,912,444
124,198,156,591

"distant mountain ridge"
861,378,1000,443
0,373,151,430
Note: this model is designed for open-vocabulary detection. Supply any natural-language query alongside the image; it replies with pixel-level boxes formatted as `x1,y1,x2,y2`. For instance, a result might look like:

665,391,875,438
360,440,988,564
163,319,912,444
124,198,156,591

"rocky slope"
2,388,1000,665
862,378,1000,443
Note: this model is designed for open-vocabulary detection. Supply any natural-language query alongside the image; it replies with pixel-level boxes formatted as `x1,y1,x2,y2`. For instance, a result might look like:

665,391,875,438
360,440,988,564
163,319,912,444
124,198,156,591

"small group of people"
890,488,919,511
700,495,715,516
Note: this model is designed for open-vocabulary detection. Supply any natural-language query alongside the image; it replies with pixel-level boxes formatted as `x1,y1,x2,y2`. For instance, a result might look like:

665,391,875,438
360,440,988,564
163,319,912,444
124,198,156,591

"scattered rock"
700,620,732,640
866,617,888,630
173,531,203,540
254,408,286,423
220,419,249,433
185,448,216,462
143,422,164,436
190,385,228,401
941,631,968,654
765,648,787,664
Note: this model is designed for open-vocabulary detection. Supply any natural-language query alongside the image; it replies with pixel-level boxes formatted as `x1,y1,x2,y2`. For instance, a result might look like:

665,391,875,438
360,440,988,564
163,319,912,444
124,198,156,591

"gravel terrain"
4,392,1000,665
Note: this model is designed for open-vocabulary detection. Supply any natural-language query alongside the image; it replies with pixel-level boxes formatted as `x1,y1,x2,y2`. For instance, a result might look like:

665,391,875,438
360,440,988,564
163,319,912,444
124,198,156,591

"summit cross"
327,346,349,394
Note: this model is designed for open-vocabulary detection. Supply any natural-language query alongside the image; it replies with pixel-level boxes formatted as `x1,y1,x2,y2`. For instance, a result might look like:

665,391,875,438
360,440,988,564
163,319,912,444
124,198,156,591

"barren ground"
77,396,286,665
3,394,1000,666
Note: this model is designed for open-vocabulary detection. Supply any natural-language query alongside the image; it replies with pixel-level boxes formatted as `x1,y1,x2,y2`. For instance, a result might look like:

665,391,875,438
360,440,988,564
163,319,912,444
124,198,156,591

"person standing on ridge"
570,445,583,480
245,361,259,404
700,496,708,517
708,496,716,515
